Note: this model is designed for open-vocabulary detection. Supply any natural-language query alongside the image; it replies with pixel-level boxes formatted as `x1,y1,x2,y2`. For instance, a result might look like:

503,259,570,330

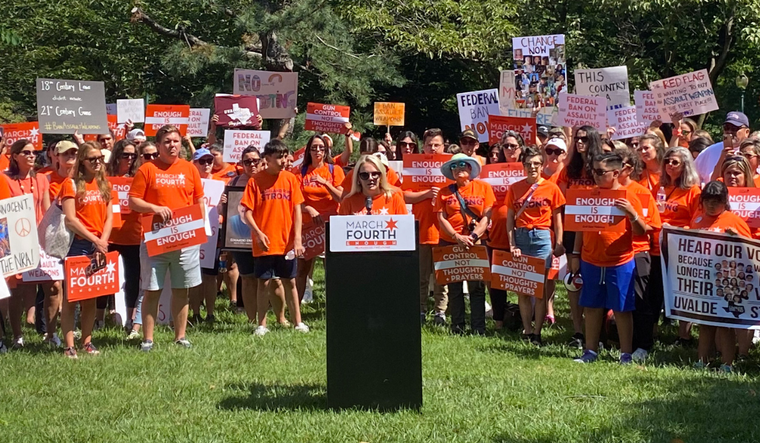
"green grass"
1,262,760,443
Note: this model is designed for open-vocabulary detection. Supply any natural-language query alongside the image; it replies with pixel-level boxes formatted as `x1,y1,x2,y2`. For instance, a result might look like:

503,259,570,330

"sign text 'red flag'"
141,204,206,257
480,163,526,203
487,115,537,146
400,154,453,192
433,245,491,285
490,250,546,298
144,105,190,136
564,189,627,232
1,122,42,150
305,103,351,134
65,251,120,302
729,187,760,229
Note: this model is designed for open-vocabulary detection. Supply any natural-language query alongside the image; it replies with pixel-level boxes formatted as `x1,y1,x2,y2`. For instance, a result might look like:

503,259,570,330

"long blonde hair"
73,142,111,203
347,155,393,199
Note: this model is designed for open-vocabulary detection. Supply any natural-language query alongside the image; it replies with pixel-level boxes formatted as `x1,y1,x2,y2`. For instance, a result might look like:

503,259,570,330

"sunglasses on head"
243,158,260,167
664,158,682,167
197,157,213,166
120,153,137,160
142,152,158,160
449,161,471,171
359,171,381,180
545,147,565,156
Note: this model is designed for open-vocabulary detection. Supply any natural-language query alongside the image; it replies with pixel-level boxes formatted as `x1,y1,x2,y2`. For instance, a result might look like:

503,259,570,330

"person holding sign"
636,134,665,193
129,125,205,351
59,142,113,358
435,153,495,335
340,155,407,215
505,147,566,345
241,139,309,336
690,181,752,372
570,153,646,364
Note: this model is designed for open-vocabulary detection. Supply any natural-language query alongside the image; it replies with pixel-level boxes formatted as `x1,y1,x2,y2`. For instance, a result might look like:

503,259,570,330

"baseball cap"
127,129,147,142
193,148,213,161
372,151,389,168
545,138,567,152
55,140,78,154
459,128,479,142
537,126,549,138
725,111,749,128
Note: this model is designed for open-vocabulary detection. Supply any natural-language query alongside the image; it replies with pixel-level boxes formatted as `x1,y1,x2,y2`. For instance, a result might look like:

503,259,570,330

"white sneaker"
12,336,24,349
302,279,314,304
632,348,648,363
254,326,270,336
127,330,140,340
294,322,310,333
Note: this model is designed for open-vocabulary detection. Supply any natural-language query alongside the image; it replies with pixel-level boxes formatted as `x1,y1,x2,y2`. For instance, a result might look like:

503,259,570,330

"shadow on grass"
218,382,328,411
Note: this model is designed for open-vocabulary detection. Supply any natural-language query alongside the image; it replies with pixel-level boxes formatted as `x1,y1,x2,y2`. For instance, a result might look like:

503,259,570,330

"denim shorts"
513,228,553,269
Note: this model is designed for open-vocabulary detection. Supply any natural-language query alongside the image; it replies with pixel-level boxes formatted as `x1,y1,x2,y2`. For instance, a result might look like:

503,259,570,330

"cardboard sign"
116,99,145,123
144,104,190,136
649,69,719,119
141,204,206,257
480,163,525,203
512,34,565,57
556,93,607,132
498,70,517,114
490,250,546,298
1,122,42,150
487,115,537,145
302,222,326,261
574,66,630,109
232,69,298,119
36,78,108,134
432,245,490,285
64,251,120,302
188,108,211,137
305,103,351,134
661,227,760,329
564,189,627,232
400,154,453,192
22,248,64,282
105,103,117,115
83,115,126,143
214,95,260,128
729,187,760,229
329,214,415,252
456,89,500,143
222,130,271,163
373,102,405,126
607,106,648,140
109,177,133,216
511,34,566,109
0,194,40,276
634,90,664,123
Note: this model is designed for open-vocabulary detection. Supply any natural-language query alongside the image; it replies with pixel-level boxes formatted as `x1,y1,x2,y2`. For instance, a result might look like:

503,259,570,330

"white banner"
329,214,415,253
223,130,271,163
556,93,607,132
574,66,630,109
456,89,500,143
607,106,648,140
0,194,39,276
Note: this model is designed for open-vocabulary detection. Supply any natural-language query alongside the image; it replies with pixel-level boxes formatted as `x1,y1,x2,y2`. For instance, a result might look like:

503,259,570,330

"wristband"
572,250,581,255
629,215,639,223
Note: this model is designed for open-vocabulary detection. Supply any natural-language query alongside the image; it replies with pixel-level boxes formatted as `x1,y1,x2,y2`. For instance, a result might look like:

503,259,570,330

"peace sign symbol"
15,218,31,237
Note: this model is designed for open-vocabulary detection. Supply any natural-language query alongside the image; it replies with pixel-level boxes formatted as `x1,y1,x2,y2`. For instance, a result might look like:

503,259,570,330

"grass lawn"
1,262,759,443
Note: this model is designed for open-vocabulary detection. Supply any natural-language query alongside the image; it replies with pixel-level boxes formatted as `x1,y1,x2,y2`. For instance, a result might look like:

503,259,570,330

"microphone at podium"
365,196,373,215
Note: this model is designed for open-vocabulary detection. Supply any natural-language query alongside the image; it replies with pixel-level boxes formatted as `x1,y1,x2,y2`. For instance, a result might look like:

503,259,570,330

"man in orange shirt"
128,125,205,351
209,144,238,182
569,153,646,364
241,139,309,336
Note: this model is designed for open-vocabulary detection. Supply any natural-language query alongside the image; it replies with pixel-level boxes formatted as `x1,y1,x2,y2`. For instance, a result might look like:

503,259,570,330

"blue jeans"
513,228,552,269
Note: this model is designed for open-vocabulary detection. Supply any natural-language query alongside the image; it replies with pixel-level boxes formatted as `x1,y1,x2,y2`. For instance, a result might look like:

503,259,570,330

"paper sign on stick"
634,90,664,123
400,154,453,192
487,115,536,145
222,130,271,163
556,94,608,132
0,194,39,276
564,189,627,232
144,104,190,136
648,69,718,119
65,251,121,302
1,122,42,150
305,103,350,134
188,108,211,137
729,187,760,229
141,204,206,257
456,89,500,143
480,163,525,203
607,106,647,140
433,245,491,285
232,69,298,119
574,66,630,109
117,99,145,123
373,102,405,126
490,250,546,298
36,78,108,134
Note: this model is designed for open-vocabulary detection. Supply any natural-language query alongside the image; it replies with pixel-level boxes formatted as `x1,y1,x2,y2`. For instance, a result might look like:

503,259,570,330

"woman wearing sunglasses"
636,133,665,193
138,142,158,165
435,153,495,335
499,131,524,163
339,155,407,215
395,131,420,161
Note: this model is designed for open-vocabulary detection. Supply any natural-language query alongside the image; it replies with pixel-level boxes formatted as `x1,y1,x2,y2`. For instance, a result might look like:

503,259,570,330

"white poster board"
456,89,500,143
329,214,415,252
0,194,39,276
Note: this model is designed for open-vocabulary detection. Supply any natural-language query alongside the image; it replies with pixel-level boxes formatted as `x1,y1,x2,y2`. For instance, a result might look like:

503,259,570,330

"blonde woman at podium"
339,155,407,216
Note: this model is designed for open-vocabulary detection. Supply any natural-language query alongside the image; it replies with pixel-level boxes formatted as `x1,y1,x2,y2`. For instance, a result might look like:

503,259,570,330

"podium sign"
326,216,422,411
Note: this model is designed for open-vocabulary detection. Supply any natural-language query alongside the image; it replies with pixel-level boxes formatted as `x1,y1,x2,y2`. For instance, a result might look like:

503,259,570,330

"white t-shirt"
694,141,723,184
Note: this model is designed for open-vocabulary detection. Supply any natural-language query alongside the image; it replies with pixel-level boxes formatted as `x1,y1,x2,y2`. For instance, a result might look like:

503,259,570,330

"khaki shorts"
140,243,202,291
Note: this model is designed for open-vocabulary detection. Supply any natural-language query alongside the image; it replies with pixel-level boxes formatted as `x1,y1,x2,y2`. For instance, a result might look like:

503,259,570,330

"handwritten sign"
400,154,453,192
499,70,516,113
373,102,405,126
456,89,500,143
0,195,39,276
607,106,648,140
305,102,350,134
65,251,120,302
232,69,298,119
511,34,566,109
480,163,525,202
512,34,564,57
634,90,664,123
490,250,546,298
141,204,206,257
144,104,190,136
222,130,271,163
729,187,760,229
116,99,145,123
564,189,627,232
574,66,630,109
501,107,557,127
188,108,211,137
1,122,42,150
433,245,491,285
22,248,64,282
649,69,718,119
36,78,108,134
556,93,607,132
487,115,536,145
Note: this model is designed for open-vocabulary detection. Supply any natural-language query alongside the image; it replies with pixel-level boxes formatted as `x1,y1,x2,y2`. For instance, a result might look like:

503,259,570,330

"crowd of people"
0,108,757,372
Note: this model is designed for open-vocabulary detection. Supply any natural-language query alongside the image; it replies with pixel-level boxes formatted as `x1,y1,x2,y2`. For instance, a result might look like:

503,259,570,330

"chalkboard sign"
36,78,109,134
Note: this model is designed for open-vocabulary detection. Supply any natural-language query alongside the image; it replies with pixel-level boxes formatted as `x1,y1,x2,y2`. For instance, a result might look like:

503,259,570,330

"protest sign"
36,78,108,134
109,177,132,216
83,115,126,143
1,122,42,150
291,147,306,171
487,115,537,146
329,214,415,252
144,104,190,136
661,226,760,329
574,66,630,109
490,250,546,298
64,251,120,302
303,222,326,261
607,106,648,140
511,34,566,109
305,103,351,134
214,95,260,128
22,248,64,282
0,195,39,276
564,189,627,232
547,254,567,281
221,187,252,251
649,69,718,119
729,187,760,229
432,245,490,285
373,102,405,127
188,108,211,137
106,103,117,115
199,178,226,267
110,189,123,230
116,99,145,123
400,154,453,192
456,89,500,143
499,70,517,113
222,130,271,163
634,90,664,123
501,107,557,127
556,94,607,132
480,163,525,202
232,69,298,119
141,204,206,257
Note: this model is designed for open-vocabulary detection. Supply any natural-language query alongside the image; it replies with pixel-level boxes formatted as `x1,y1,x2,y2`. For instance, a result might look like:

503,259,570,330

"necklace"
16,173,35,197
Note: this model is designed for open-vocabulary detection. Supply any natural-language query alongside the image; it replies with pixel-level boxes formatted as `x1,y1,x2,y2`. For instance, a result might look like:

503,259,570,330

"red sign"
302,222,326,261
84,115,126,142
564,189,627,232
400,154,453,192
480,163,525,202
305,102,351,134
488,115,537,145
729,187,760,228
144,105,190,136
1,122,42,150
490,250,546,298
65,251,121,302
213,95,260,127
109,177,133,216
291,147,306,172
141,204,206,257
432,245,490,285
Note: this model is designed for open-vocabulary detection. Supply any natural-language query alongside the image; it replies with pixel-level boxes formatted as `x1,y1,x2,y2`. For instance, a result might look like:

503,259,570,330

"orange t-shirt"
487,203,510,250
297,163,345,217
652,184,701,255
556,167,595,193
339,189,408,215
410,198,439,245
435,180,496,243
504,178,565,230
48,170,69,202
581,187,644,268
212,163,238,183
342,167,401,193
637,169,661,194
690,211,752,238
622,180,662,254
37,166,54,176
0,154,10,172
333,154,347,168
3,173,49,224
129,159,204,211
108,177,141,246
59,178,109,238
240,170,304,257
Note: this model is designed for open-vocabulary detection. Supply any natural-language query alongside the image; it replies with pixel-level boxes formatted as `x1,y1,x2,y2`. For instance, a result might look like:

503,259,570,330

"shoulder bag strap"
513,178,544,221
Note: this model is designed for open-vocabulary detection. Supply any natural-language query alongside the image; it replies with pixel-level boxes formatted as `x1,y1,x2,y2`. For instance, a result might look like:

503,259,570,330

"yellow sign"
373,102,405,126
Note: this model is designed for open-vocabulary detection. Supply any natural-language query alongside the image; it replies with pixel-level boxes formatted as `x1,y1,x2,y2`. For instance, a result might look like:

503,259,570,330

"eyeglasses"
197,158,213,166
18,150,36,158
121,153,137,160
574,136,589,143
664,159,682,167
592,168,616,176
243,158,260,167
142,153,158,160
545,148,565,156
399,142,417,148
85,156,104,164
310,146,326,152
524,161,543,168
449,161,471,171
358,171,381,180
503,143,520,151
